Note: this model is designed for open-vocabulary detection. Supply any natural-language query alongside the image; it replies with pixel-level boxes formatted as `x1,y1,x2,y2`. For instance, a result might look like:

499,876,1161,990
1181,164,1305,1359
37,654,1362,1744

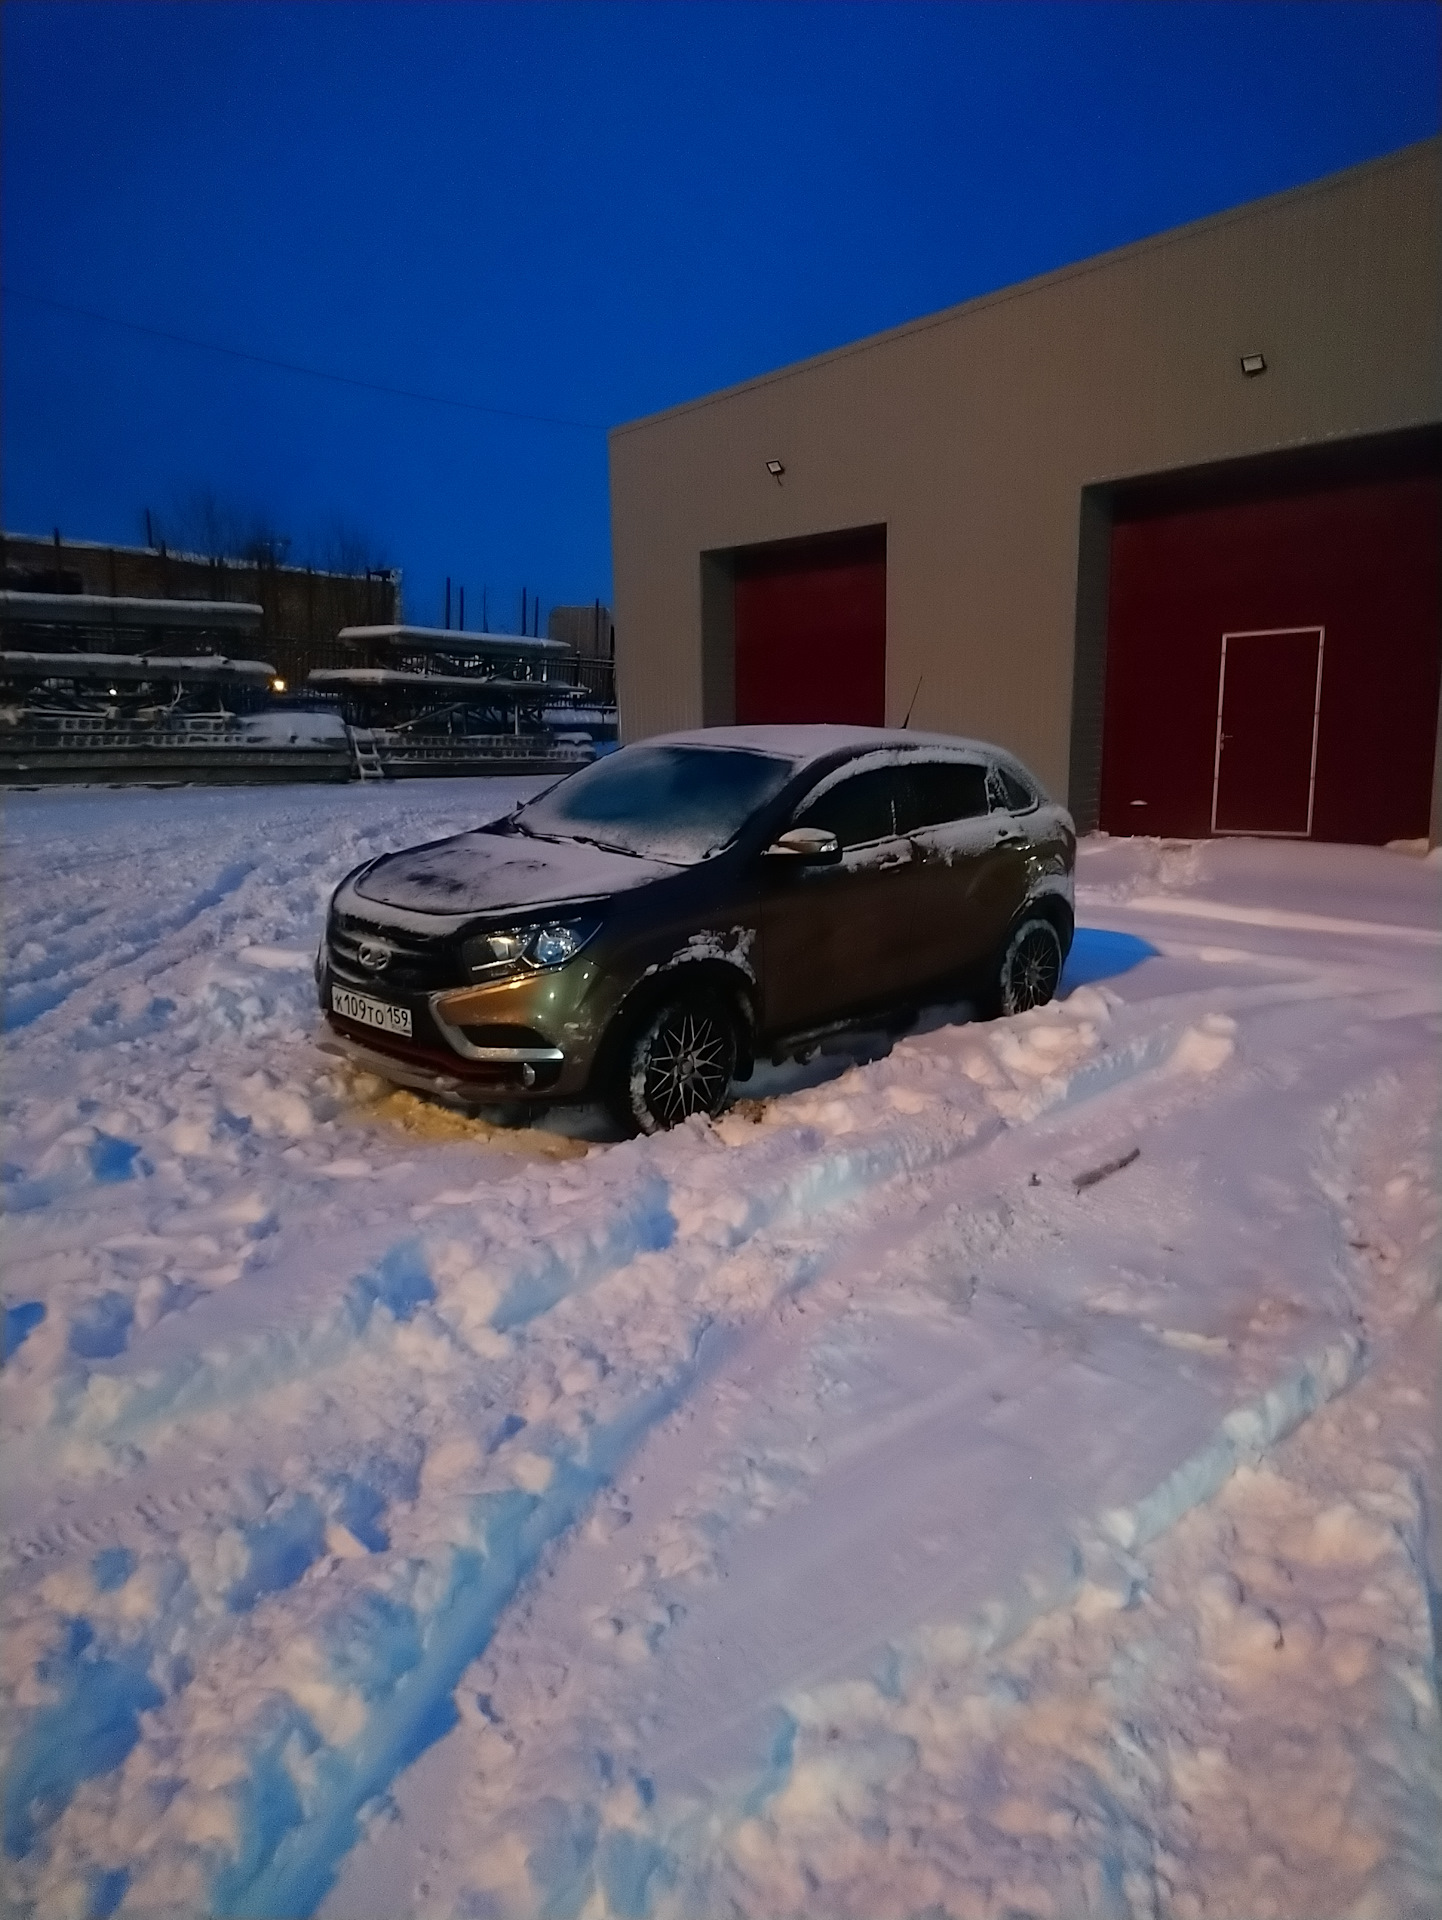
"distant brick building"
546,602,617,708
0,531,401,691
547,602,614,659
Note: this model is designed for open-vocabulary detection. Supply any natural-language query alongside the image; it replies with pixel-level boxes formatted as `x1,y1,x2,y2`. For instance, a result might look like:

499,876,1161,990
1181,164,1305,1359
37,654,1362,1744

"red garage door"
1099,473,1441,843
733,527,886,726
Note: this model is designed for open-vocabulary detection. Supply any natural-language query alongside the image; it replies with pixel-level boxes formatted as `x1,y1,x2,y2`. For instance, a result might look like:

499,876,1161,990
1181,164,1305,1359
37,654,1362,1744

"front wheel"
992,915,1064,1016
610,990,738,1135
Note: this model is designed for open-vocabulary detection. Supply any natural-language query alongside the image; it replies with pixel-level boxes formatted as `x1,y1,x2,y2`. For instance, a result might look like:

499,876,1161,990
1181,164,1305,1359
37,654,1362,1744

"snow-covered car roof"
640,724,1017,769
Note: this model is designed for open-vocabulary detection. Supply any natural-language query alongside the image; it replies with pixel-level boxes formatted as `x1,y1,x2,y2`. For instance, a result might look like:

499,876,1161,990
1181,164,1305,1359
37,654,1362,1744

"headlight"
532,925,585,967
462,918,600,980
478,932,525,967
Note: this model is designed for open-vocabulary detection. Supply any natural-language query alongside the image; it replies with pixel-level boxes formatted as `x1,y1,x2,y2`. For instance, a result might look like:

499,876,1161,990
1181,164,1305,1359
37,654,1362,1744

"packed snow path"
2,782,1438,1920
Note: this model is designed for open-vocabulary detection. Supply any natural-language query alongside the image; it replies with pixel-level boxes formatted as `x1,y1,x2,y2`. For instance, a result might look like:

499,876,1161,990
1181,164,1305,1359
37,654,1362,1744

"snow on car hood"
353,825,675,914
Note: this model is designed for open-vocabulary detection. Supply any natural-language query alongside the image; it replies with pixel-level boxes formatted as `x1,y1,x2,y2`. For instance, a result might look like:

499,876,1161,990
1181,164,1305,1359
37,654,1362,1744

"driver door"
759,763,926,1034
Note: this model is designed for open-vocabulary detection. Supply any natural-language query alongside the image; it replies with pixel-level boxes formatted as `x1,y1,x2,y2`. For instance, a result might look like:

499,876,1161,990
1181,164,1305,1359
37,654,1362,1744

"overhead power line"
2,285,609,432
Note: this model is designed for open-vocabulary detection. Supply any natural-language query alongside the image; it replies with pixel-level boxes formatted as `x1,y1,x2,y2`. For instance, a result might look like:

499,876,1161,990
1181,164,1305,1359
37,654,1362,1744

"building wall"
609,139,1440,822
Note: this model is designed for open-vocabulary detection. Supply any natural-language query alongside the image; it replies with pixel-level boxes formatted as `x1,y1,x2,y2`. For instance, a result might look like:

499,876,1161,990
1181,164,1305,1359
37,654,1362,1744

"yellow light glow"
271,677,287,693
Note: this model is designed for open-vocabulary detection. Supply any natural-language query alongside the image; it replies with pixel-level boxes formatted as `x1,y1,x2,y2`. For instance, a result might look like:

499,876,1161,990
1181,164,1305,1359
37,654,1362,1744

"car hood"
352,826,676,916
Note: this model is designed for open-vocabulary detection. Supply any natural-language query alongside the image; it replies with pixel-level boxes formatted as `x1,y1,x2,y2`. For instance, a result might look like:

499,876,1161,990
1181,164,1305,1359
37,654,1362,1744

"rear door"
759,762,924,1032
896,758,1032,980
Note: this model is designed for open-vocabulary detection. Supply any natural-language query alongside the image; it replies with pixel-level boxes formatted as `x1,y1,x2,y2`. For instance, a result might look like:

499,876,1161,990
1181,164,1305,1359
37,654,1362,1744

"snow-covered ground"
2,780,1438,1920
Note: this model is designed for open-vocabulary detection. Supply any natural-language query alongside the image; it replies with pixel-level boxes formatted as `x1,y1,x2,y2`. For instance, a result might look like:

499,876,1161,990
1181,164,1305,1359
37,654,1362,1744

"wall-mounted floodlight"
765,459,785,483
1239,353,1267,377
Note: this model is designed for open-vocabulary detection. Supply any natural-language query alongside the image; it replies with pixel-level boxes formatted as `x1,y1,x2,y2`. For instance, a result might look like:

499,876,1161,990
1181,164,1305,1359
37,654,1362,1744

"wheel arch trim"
590,957,758,1094
1021,886,1075,955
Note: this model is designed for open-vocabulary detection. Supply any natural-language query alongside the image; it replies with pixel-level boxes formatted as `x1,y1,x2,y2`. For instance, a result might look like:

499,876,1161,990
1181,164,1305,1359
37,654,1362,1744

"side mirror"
764,826,841,864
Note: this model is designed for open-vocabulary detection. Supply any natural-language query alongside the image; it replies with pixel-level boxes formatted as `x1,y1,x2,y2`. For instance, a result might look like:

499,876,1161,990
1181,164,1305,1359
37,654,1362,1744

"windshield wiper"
511,817,684,861
562,832,643,857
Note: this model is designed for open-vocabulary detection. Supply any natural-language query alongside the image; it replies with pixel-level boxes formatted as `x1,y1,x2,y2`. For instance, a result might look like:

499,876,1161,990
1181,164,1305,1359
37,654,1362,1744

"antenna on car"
901,675,923,729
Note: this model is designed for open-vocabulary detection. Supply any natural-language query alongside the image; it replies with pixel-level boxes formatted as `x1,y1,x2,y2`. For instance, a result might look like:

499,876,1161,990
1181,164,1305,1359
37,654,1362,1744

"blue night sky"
3,1,1437,627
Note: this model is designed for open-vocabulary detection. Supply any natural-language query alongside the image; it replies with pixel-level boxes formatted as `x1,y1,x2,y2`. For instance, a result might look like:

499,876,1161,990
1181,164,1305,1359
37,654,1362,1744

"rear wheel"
610,990,738,1135
992,915,1063,1016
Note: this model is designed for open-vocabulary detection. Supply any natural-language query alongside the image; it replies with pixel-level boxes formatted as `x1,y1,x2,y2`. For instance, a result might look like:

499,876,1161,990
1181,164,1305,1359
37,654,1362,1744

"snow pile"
2,789,1439,1919
694,1322,1440,1920
3,993,1166,1913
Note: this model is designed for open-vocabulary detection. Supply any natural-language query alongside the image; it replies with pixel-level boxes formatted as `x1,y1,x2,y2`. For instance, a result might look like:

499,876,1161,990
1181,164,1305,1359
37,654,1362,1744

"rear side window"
794,766,903,848
987,764,1037,813
896,761,990,833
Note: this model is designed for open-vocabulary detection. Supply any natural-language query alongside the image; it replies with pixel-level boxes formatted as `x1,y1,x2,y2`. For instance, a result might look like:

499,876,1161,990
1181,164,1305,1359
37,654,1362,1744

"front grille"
328,913,455,992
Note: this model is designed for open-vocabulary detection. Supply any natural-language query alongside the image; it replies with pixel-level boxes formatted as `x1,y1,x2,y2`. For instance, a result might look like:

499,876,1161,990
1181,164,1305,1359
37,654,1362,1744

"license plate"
331,986,412,1037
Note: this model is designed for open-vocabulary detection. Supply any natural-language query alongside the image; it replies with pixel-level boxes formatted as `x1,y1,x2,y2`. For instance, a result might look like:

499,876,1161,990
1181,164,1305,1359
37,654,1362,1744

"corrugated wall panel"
609,139,1440,804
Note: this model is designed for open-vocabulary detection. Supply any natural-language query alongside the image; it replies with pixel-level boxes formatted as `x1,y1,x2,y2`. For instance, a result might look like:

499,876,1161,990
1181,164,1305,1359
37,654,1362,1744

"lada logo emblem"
356,940,391,972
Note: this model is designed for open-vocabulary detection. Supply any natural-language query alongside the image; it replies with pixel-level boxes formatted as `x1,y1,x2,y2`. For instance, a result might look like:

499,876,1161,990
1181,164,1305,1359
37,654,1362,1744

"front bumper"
316,1026,494,1102
319,957,614,1101
426,993,564,1082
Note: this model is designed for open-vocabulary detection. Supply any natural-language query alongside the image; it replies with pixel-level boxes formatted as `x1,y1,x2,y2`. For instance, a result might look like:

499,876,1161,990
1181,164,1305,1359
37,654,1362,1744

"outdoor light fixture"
765,459,785,483
271,676,287,693
1239,353,1267,377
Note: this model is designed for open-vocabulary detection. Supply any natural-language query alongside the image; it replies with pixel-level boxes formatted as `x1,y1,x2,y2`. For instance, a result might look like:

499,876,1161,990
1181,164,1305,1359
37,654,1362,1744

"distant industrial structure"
1,532,616,785
312,622,608,778
1,530,399,692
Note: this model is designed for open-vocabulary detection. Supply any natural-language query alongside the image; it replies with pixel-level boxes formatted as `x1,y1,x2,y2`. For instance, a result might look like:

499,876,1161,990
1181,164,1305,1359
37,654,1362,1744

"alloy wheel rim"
1008,927,1060,1011
645,1010,731,1124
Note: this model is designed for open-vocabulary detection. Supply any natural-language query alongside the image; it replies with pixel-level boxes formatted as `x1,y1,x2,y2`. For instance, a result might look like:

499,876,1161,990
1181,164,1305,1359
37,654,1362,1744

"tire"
610,990,738,1135
993,915,1064,1016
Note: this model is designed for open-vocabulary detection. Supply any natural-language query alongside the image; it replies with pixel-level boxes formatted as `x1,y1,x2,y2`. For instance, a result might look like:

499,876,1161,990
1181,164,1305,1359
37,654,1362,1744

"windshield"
514,744,794,863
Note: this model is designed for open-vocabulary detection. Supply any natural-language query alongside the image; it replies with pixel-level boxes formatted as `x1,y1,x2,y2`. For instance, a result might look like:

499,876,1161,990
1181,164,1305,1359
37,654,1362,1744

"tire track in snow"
2,783,523,1039
221,1355,723,1920
0,996,1205,1914
3,859,259,1031
26,1016,1183,1465
0,1009,1198,1591
362,1025,1437,1920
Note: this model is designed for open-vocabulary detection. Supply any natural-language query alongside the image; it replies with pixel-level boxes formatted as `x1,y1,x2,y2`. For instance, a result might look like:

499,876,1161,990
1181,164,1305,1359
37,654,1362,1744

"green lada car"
317,725,1076,1133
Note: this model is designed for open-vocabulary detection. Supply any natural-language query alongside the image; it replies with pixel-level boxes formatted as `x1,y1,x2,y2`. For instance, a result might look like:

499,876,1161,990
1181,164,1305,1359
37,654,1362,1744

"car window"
793,766,903,848
515,744,794,863
987,763,1037,813
896,760,990,833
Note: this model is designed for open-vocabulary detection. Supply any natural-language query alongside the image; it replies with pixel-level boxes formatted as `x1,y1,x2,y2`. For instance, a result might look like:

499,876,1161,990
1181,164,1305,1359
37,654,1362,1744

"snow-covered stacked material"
239,712,349,748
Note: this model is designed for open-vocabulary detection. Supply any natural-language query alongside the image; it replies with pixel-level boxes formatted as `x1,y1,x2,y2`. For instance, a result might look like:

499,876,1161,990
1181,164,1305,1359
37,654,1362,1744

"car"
316,724,1077,1133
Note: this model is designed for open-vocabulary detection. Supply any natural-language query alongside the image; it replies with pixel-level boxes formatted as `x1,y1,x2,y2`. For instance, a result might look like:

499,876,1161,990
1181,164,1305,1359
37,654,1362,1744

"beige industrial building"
608,138,1440,845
